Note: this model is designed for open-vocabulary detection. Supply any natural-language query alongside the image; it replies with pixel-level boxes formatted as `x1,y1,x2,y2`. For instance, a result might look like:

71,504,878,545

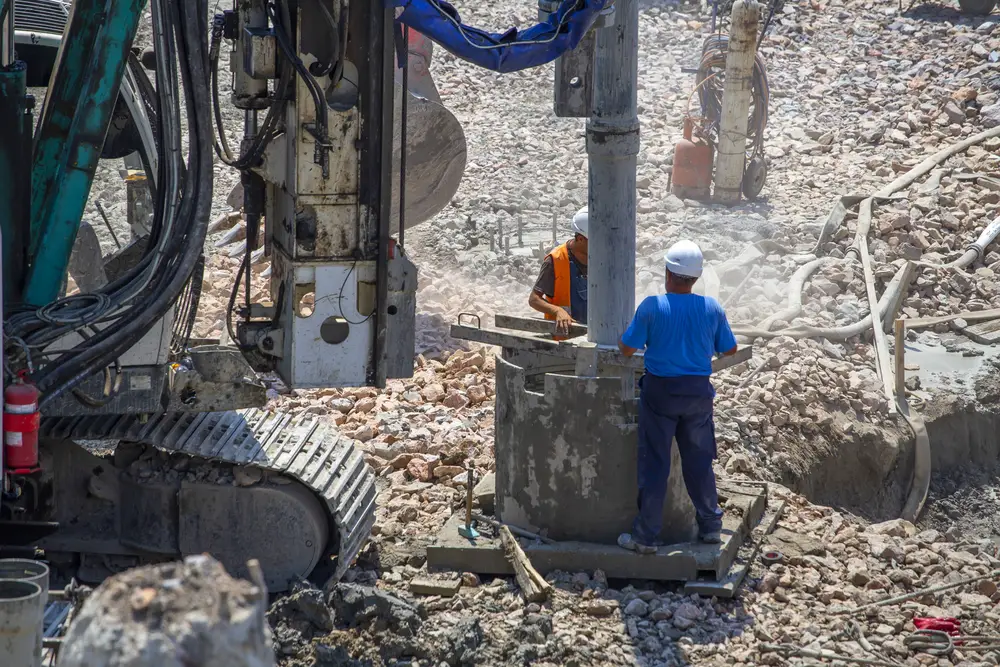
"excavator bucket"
226,30,467,231
390,30,467,230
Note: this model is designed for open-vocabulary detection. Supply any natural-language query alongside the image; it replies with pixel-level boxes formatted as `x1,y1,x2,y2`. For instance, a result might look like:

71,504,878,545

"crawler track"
40,408,377,584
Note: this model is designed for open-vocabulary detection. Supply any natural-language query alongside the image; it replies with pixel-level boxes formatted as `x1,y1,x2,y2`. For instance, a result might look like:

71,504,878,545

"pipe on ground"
0,579,44,667
0,559,50,604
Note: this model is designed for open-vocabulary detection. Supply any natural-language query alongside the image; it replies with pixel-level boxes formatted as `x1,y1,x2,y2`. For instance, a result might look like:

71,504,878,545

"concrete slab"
684,498,784,599
409,575,462,597
427,514,699,580
428,483,767,585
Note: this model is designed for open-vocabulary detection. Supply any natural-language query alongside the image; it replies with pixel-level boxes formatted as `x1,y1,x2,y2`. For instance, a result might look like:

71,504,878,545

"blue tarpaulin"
391,0,607,73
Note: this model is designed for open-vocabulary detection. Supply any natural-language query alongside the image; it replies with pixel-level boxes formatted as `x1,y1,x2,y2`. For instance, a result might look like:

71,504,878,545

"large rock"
57,556,273,667
981,103,1000,129
766,527,827,563
326,583,421,638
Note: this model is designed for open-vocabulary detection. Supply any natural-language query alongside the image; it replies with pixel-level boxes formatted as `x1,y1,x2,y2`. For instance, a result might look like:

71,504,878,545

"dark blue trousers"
631,374,723,545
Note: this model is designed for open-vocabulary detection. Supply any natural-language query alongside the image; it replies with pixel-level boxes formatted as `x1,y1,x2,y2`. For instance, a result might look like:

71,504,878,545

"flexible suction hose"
734,214,1000,341
728,125,1000,525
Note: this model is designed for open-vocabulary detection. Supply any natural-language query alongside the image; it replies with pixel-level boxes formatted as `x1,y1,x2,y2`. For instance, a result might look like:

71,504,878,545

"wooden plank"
499,526,552,602
894,319,906,402
854,197,897,415
901,308,1000,330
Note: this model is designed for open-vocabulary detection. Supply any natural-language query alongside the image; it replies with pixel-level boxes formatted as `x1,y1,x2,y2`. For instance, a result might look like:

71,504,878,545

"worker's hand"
554,308,573,336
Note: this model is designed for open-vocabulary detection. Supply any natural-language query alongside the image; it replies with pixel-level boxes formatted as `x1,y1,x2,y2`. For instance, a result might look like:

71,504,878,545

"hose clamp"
537,0,559,21
596,3,616,27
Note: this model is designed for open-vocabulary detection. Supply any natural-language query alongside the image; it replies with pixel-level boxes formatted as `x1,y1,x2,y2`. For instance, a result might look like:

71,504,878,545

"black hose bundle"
209,9,293,170
695,33,770,160
8,0,215,408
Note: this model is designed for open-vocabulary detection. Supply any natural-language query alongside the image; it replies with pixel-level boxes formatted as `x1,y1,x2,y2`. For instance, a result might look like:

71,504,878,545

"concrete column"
586,0,640,347
713,0,760,205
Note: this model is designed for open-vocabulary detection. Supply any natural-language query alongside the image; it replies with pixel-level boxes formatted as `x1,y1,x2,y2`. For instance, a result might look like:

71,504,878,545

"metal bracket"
243,27,277,80
258,328,284,359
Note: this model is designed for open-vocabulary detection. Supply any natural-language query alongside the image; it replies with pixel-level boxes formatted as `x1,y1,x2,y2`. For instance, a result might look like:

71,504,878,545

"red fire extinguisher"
4,372,40,470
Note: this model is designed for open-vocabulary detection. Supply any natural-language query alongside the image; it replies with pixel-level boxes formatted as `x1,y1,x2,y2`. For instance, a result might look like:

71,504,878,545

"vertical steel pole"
586,0,639,347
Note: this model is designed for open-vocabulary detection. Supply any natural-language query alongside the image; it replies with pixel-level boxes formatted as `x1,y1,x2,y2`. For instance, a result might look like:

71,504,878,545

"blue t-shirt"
621,293,737,377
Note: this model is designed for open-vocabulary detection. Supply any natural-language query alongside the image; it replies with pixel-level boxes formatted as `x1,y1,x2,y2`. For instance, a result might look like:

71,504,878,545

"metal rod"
517,216,523,247
399,24,408,247
463,461,474,529
586,0,639,347
94,201,122,250
894,319,906,402
471,512,557,545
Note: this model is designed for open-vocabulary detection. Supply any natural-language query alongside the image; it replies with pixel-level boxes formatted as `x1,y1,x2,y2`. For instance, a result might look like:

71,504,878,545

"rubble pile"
57,555,274,667
261,488,1000,667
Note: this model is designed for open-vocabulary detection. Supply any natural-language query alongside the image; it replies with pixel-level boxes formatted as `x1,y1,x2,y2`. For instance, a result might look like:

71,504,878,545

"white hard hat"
571,207,588,238
664,240,704,278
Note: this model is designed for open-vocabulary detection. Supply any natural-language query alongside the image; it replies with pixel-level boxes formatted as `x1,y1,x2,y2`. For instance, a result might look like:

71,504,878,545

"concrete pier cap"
495,350,697,545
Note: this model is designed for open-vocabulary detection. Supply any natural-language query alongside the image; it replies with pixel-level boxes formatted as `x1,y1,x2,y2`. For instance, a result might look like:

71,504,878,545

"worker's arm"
715,305,739,358
528,290,573,335
618,298,648,358
529,258,574,336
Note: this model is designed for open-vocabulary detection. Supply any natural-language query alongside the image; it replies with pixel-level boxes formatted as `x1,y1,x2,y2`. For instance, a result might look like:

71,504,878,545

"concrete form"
428,482,766,595
494,351,697,545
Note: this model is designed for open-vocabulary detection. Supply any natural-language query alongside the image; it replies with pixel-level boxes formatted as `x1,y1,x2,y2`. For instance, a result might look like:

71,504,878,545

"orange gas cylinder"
671,118,713,200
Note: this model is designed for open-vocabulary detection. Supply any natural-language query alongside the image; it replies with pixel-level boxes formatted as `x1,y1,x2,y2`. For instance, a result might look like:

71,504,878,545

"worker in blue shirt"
616,240,738,554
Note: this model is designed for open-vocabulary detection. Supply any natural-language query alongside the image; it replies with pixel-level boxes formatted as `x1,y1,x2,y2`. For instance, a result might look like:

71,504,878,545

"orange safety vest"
542,242,572,321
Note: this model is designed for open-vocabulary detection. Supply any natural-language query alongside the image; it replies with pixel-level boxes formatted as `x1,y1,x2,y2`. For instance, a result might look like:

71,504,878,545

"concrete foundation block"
427,483,768,594
428,514,699,581
494,354,697,545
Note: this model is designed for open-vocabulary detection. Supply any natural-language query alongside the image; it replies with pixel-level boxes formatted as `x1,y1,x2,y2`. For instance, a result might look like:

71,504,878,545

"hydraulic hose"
36,0,214,405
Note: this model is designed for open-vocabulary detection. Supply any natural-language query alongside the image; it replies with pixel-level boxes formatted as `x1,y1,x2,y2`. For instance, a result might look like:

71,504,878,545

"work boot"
699,531,722,544
617,533,657,555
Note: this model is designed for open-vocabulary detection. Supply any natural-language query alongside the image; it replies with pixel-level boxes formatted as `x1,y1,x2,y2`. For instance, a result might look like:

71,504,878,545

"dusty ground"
64,0,1000,665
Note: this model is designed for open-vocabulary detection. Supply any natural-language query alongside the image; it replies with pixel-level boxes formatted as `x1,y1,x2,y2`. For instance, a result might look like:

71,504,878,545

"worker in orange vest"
528,207,588,336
